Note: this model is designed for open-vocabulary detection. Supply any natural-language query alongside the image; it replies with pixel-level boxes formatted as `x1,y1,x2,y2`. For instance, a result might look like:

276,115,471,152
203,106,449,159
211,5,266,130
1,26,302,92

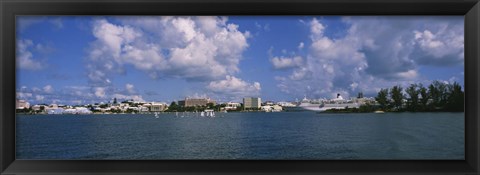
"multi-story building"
16,99,30,109
243,97,261,109
183,98,216,107
177,100,185,107
149,103,168,112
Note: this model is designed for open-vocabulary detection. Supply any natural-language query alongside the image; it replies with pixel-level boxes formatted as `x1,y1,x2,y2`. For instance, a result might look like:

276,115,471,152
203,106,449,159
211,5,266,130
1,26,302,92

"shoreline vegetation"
325,81,464,113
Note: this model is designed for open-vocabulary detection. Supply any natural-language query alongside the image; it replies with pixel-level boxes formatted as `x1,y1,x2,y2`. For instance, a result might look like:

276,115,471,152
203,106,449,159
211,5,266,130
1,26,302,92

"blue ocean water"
16,112,464,160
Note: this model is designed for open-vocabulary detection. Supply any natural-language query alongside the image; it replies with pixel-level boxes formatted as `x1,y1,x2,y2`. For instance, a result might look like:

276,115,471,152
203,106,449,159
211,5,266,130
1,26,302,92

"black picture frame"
1,0,479,174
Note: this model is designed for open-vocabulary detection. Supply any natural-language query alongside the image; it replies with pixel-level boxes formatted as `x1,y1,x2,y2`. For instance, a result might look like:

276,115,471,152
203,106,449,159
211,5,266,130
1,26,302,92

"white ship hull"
286,94,360,112
318,103,360,112
284,105,324,111
301,106,325,111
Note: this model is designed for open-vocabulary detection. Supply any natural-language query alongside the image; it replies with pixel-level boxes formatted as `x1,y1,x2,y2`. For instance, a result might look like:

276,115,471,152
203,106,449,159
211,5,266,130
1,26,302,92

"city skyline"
16,16,464,105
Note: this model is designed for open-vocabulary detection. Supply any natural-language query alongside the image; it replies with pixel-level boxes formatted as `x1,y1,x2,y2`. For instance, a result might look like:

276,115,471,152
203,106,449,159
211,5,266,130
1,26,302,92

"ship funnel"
337,93,340,98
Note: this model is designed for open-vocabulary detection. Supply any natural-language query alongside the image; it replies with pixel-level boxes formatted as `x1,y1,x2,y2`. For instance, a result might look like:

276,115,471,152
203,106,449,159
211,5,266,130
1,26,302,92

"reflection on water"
16,112,464,160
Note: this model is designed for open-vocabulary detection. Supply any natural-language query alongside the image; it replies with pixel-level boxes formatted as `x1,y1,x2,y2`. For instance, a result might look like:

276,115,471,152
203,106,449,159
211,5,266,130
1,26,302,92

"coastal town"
15,80,465,115
16,94,377,115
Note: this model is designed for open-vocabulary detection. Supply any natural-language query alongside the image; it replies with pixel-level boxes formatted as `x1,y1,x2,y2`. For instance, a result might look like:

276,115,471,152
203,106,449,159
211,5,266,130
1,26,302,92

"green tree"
390,85,404,111
375,88,389,110
206,103,215,109
166,102,179,112
418,84,429,111
429,81,449,110
446,82,464,112
405,84,419,111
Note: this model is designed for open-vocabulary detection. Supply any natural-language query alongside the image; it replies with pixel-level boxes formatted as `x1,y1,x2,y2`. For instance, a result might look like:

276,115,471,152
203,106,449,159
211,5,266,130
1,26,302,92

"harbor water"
16,112,464,160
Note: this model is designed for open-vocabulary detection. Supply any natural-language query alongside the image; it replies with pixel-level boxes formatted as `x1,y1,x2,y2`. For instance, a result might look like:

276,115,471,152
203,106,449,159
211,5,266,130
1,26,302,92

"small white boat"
374,110,385,114
204,109,215,117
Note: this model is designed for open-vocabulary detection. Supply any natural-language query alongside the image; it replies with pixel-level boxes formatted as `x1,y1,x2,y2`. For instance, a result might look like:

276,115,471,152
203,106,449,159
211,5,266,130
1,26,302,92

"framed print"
1,0,479,174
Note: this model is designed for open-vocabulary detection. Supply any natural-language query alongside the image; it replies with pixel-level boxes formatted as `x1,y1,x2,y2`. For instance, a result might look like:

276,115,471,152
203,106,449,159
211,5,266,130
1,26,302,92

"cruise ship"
318,94,360,111
283,96,321,111
284,94,360,112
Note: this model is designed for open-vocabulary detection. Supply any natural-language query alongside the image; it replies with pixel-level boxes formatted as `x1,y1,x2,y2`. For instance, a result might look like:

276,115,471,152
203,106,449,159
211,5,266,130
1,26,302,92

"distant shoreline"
321,110,465,114
15,110,273,115
16,110,465,115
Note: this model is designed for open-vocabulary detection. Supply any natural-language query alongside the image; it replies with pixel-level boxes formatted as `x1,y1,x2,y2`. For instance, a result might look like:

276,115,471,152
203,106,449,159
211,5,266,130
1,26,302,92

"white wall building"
224,102,241,110
16,100,30,109
149,102,168,112
260,105,283,112
243,97,261,109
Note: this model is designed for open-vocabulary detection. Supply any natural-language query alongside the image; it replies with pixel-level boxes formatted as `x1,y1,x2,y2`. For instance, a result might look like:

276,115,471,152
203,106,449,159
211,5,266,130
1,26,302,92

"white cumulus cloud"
206,75,261,101
87,16,250,87
17,39,44,70
43,85,54,93
270,56,303,69
112,94,145,102
94,87,106,98
298,42,305,50
125,83,135,94
274,17,463,99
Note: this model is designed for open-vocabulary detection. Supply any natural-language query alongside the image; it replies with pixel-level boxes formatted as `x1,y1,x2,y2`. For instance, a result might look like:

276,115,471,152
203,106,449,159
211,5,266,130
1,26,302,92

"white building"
32,105,45,111
47,108,65,114
139,106,150,112
224,102,241,110
260,105,283,112
149,102,168,112
272,105,283,112
63,107,92,114
16,100,30,109
243,97,261,109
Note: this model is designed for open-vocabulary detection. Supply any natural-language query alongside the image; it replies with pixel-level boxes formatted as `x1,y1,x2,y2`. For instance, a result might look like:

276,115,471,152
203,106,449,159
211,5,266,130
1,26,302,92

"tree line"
375,80,464,112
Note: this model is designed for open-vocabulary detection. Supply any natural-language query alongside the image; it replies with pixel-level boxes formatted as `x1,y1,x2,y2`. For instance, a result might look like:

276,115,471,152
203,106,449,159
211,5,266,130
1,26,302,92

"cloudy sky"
16,16,464,105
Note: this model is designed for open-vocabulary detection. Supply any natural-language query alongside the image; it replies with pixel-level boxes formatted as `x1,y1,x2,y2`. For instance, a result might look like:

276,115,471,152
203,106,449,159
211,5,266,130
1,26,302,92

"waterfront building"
48,104,59,109
351,96,376,105
139,106,150,112
263,101,275,106
272,105,283,112
149,103,168,112
243,97,261,109
224,102,241,110
261,105,283,112
63,107,92,114
128,107,139,111
31,105,45,111
177,100,185,106
47,108,65,114
260,106,271,112
63,109,77,114
182,98,216,107
276,101,296,107
16,99,30,109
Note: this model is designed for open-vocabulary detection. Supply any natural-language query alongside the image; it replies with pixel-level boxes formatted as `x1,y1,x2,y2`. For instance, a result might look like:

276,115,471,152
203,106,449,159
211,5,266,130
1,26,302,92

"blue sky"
16,16,464,105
